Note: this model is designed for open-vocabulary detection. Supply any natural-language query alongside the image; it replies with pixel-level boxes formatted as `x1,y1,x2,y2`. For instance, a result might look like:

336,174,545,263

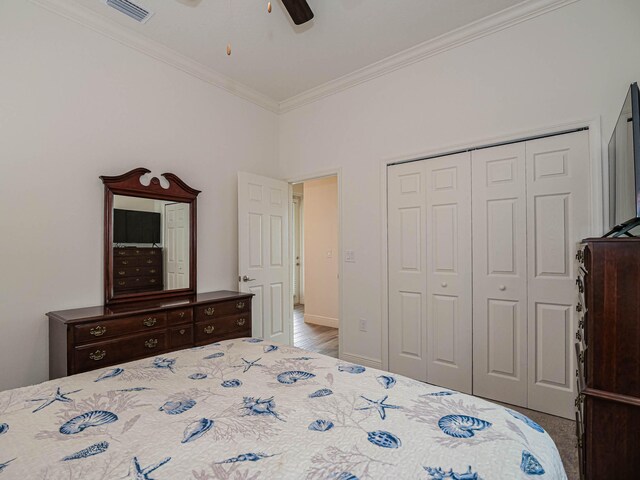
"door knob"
242,275,256,282
499,285,506,291
441,282,448,288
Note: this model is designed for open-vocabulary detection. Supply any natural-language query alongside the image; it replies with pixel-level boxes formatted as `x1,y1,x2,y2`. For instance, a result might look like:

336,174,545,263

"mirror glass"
111,195,190,295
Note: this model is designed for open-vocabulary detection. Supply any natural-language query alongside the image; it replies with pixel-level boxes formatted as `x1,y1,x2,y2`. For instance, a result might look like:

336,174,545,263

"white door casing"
238,172,291,344
425,153,472,393
472,143,529,407
165,202,190,289
526,131,590,419
388,161,428,381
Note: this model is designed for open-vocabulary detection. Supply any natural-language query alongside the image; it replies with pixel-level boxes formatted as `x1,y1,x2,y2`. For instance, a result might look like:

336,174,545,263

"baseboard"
340,352,383,370
304,314,339,329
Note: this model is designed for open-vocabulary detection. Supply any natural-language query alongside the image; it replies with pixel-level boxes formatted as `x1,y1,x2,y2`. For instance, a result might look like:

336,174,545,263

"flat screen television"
113,209,161,244
608,82,640,234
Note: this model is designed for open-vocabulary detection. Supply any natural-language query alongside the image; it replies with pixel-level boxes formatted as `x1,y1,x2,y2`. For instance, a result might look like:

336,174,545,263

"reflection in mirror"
112,195,190,295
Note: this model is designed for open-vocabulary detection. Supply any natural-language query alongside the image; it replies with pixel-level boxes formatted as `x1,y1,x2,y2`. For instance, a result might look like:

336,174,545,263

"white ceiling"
69,0,527,103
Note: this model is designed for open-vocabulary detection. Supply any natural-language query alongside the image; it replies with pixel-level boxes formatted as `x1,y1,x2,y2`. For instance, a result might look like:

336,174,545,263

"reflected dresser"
112,247,163,294
48,290,253,378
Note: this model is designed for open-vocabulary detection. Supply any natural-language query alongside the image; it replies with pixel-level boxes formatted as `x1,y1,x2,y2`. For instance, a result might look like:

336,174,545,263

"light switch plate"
359,318,367,332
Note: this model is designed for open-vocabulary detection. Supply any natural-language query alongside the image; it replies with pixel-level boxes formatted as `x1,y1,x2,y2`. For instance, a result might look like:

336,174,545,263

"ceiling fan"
175,0,314,26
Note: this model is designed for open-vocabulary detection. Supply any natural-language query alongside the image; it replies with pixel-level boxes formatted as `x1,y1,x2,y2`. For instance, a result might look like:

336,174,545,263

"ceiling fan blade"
280,0,314,25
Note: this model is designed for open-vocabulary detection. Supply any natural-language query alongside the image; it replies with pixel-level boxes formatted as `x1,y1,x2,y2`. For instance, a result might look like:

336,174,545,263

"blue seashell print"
116,387,151,392
204,352,225,359
244,338,263,343
309,388,333,398
62,441,109,461
188,373,208,380
367,430,401,449
438,415,492,439
506,408,545,433
308,419,334,432
0,423,8,436
182,418,214,443
338,364,366,374
159,399,196,415
277,370,316,384
216,452,275,464
241,396,283,421
336,473,359,480
130,456,171,480
377,375,396,389
153,357,176,372
290,356,315,360
521,450,545,475
0,458,16,474
59,410,118,435
94,367,123,382
263,345,279,353
221,379,242,388
423,465,478,480
424,391,455,396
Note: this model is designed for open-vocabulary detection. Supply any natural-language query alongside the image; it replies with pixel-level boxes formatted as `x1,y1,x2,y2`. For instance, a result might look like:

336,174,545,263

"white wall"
303,176,339,328
0,1,279,391
278,0,640,366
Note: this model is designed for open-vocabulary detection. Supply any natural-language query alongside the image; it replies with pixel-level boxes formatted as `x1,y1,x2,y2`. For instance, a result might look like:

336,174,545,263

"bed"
0,338,565,479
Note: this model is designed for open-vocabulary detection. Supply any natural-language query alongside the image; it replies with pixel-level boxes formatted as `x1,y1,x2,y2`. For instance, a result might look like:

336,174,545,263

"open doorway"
290,176,339,358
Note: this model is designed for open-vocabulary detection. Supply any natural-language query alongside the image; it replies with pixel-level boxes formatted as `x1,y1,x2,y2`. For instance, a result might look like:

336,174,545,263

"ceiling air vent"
105,0,153,23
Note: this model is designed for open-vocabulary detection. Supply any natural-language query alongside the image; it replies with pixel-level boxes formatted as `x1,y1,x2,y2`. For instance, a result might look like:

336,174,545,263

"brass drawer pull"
179,329,186,335
204,307,215,316
178,311,185,318
149,279,156,284
143,317,157,327
89,350,106,361
150,269,156,274
118,280,126,286
237,318,246,327
90,326,107,337
146,259,154,264
118,271,126,276
236,301,245,310
122,260,128,265
145,338,158,348
204,325,215,334
118,250,126,256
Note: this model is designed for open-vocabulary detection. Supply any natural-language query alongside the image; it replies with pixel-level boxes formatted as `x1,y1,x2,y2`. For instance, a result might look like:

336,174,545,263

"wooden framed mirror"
101,168,200,305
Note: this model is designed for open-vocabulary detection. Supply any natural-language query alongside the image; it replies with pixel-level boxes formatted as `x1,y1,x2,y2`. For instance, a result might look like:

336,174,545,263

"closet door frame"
381,118,603,376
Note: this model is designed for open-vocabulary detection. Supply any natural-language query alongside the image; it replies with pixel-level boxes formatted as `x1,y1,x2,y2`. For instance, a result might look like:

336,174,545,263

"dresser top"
47,290,253,324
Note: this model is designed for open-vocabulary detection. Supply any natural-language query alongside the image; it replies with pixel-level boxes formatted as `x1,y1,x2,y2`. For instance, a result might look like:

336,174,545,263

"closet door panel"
526,131,591,419
425,153,472,393
472,143,528,406
388,162,428,381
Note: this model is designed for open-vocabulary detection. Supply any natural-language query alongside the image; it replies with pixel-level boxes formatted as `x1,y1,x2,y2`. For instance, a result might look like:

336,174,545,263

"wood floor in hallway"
293,305,338,358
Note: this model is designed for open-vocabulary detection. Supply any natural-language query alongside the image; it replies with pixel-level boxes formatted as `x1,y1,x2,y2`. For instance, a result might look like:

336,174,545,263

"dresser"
113,247,163,294
576,239,640,479
48,290,253,378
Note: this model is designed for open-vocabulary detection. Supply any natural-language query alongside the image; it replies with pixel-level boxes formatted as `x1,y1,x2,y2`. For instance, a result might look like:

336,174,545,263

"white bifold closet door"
471,143,529,407
388,152,472,393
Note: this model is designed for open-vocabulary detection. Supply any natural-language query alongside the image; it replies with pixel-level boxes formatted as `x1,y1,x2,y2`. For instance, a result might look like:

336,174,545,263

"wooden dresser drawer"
114,266,160,277
114,256,161,268
114,276,161,290
114,248,162,257
74,331,168,373
195,313,251,345
167,308,193,325
74,312,167,344
195,299,250,321
169,325,193,349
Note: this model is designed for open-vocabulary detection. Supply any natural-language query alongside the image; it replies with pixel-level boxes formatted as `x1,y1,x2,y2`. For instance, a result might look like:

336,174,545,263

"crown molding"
29,0,280,113
278,0,579,113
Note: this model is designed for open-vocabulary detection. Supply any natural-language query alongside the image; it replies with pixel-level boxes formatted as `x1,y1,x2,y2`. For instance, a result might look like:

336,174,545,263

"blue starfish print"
152,357,176,373
127,456,171,480
0,458,16,473
29,387,82,413
235,357,264,373
356,395,401,420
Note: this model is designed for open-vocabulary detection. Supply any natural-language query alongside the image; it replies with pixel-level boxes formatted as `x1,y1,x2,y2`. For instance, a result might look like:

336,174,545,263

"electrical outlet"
345,250,356,263
359,318,367,332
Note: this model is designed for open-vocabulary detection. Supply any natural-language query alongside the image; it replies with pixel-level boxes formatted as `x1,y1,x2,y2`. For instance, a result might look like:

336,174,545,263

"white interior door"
165,202,189,289
238,172,291,344
526,131,590,419
472,143,529,407
425,152,472,393
292,196,302,305
388,161,428,381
